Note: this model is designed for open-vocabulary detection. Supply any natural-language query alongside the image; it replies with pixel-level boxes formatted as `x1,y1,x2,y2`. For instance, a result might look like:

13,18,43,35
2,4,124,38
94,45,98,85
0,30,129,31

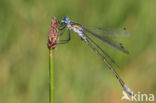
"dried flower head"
47,17,59,50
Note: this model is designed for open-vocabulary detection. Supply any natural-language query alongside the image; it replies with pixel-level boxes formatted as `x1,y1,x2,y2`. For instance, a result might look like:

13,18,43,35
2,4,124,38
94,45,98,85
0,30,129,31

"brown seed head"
47,17,59,50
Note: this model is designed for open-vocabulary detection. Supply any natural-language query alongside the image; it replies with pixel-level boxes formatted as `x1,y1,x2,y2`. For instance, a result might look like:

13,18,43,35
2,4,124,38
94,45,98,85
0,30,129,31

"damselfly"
58,16,132,96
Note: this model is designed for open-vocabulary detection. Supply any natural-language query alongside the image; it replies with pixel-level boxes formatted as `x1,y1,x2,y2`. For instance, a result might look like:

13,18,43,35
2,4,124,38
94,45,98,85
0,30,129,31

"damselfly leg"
58,29,71,44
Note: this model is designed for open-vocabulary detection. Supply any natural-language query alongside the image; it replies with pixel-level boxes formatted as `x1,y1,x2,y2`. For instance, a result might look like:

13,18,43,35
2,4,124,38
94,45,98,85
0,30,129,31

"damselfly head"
61,16,70,24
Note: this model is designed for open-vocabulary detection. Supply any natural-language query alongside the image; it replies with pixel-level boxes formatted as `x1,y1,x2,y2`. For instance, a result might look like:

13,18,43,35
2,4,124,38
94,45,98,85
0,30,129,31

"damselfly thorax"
67,22,87,41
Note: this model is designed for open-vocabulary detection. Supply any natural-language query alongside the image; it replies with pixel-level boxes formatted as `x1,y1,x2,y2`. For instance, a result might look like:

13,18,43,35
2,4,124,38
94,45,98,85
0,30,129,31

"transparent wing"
83,27,129,53
85,34,120,68
85,26,130,38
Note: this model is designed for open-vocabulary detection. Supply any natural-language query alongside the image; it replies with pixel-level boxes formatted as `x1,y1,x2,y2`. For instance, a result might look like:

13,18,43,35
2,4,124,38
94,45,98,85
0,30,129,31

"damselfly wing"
85,26,130,38
83,27,129,53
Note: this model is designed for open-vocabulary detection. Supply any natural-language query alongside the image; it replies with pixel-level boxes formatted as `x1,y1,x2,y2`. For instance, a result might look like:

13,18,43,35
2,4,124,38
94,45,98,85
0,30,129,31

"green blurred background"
0,0,156,103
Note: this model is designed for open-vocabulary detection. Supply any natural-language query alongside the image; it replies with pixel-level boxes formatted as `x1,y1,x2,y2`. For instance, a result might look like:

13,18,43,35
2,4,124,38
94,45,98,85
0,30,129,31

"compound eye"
64,16,68,20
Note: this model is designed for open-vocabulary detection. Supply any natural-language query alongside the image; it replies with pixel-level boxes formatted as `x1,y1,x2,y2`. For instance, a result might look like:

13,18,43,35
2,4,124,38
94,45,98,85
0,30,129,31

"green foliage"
0,0,156,103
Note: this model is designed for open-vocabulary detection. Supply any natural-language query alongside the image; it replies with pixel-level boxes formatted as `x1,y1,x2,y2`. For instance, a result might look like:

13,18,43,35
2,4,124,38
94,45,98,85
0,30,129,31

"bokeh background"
0,0,156,103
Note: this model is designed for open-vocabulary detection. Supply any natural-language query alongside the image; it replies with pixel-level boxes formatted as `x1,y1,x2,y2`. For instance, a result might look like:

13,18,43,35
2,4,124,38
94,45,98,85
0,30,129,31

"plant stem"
49,49,54,103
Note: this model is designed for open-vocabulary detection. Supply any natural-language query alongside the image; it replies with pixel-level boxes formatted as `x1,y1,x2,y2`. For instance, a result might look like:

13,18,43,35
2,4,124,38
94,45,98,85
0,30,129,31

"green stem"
49,49,54,103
